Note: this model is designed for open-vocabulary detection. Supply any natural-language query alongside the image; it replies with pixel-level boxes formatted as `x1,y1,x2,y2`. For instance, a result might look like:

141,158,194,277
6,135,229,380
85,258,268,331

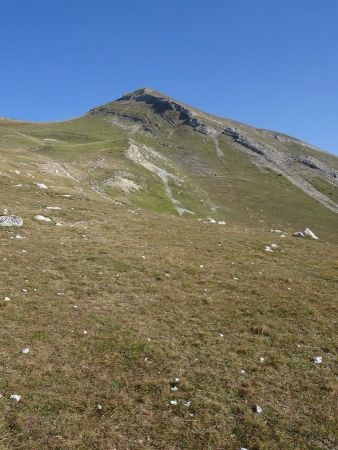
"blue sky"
0,0,337,155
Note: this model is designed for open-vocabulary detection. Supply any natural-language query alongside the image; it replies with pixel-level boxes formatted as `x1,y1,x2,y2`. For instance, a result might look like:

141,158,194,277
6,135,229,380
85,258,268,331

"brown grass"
0,175,337,449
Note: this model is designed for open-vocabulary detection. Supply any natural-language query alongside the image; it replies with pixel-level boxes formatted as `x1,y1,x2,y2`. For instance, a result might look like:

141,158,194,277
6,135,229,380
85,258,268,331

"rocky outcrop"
295,154,337,182
119,89,202,129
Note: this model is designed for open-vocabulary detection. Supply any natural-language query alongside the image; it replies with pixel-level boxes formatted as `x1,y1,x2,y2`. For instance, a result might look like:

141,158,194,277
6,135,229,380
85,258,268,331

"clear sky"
1,0,337,155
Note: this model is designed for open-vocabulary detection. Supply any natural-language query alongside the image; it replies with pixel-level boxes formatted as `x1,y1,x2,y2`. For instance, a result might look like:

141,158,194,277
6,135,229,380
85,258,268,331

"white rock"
293,228,318,240
270,243,278,249
34,215,52,222
0,215,23,227
21,347,30,354
4,297,11,302
10,394,21,402
46,206,61,210
240,369,246,374
219,333,224,337
22,289,27,293
303,228,318,240
170,400,178,406
174,378,180,383
183,400,191,407
270,229,282,233
96,404,103,410
171,386,178,392
312,356,322,364
218,221,226,225
265,246,273,252
15,234,24,239
35,182,48,189
254,404,263,413
259,357,265,363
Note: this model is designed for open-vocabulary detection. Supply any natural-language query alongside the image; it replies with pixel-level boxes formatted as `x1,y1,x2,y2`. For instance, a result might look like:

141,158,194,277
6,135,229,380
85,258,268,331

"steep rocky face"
91,88,203,129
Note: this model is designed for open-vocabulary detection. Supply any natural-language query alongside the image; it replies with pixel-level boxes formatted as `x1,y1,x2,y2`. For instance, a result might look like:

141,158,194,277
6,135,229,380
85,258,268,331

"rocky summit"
0,89,337,449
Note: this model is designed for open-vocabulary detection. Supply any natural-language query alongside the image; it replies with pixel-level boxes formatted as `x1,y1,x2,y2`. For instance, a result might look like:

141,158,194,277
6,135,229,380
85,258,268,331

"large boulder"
0,215,23,227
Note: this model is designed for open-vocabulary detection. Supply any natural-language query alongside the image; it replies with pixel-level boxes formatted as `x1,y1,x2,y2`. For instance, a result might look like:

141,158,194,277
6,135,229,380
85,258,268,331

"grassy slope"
89,98,338,240
1,113,338,241
0,108,337,449
0,176,337,449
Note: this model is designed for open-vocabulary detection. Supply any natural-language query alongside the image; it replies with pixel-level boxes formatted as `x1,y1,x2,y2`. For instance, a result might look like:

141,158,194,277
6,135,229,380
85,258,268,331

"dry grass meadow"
0,178,337,449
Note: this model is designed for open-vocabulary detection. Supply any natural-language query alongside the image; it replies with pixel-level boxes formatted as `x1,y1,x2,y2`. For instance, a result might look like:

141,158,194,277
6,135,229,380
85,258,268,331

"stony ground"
0,182,337,449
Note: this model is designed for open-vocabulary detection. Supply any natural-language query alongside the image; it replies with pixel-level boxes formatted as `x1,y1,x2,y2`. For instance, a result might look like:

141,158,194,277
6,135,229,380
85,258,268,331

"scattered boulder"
293,228,318,240
253,404,263,414
34,215,52,222
312,356,322,364
35,182,48,189
0,215,23,227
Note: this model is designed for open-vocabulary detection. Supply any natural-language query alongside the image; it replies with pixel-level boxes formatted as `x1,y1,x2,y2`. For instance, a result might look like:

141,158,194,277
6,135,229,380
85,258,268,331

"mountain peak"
118,87,170,101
